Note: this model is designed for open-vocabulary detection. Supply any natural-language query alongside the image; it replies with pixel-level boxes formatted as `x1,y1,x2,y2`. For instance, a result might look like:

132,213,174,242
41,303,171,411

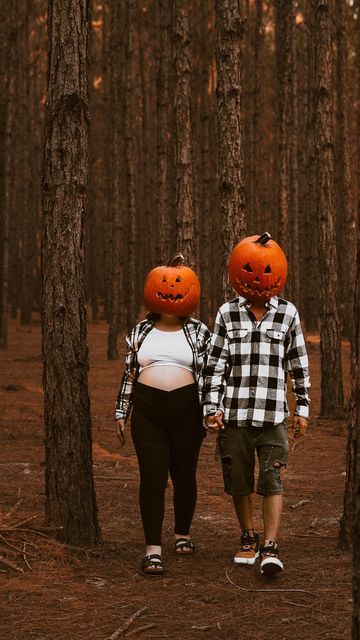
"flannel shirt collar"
237,296,279,310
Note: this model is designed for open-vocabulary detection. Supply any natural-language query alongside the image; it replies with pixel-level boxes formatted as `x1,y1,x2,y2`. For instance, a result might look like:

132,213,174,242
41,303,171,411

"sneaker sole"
233,550,260,566
260,557,284,575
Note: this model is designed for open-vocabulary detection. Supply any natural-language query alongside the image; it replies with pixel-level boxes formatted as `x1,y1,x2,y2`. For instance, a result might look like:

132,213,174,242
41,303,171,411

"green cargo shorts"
218,421,289,497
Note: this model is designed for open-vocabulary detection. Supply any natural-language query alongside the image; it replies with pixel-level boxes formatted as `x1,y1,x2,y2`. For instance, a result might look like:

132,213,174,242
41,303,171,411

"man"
203,233,310,575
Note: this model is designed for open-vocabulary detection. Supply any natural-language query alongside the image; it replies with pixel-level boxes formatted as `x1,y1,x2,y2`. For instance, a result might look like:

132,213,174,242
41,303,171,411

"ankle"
146,544,161,556
175,533,190,540
242,528,255,538
264,539,277,547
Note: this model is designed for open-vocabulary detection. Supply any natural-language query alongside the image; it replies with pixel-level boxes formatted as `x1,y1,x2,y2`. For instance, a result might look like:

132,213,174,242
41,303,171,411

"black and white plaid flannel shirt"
115,316,211,421
203,296,310,428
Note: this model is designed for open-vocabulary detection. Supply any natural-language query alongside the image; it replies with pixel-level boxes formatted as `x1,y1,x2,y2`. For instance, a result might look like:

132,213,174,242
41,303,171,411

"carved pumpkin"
143,253,200,316
228,232,288,302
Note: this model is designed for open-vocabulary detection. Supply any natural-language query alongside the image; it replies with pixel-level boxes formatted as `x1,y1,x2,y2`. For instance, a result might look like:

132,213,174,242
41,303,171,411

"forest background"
0,1,360,639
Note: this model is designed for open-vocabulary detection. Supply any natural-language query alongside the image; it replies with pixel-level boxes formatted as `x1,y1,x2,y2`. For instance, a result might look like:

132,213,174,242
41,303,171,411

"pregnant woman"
115,254,210,575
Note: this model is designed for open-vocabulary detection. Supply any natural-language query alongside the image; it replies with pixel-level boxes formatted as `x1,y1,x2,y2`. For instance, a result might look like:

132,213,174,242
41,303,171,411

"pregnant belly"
138,365,195,391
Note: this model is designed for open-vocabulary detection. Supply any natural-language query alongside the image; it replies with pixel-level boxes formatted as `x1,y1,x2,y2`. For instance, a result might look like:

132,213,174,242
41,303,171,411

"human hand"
204,411,224,433
115,419,126,447
289,416,307,439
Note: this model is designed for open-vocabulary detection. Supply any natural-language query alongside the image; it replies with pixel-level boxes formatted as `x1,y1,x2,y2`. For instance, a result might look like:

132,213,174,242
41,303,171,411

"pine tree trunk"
216,0,246,299
173,0,195,267
107,0,125,359
156,1,172,264
301,4,319,332
351,201,360,637
125,0,137,330
251,0,262,232
42,0,101,545
0,5,13,347
314,0,344,416
336,0,355,342
275,0,293,298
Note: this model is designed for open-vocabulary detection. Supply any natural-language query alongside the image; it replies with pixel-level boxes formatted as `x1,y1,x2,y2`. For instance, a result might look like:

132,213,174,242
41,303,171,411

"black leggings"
131,382,204,546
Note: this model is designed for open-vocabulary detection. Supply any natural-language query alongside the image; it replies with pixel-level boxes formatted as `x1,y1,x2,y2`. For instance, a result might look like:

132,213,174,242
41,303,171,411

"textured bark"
42,0,101,545
351,206,360,637
289,8,300,307
0,5,13,347
216,0,246,299
336,0,355,341
18,1,33,326
300,3,319,331
155,1,172,264
107,0,125,359
125,0,137,330
199,1,212,324
275,0,298,301
173,0,195,267
314,0,344,416
251,0,262,233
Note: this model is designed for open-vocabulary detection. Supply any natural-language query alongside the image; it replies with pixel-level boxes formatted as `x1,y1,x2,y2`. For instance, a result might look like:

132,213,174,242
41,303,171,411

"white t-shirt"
137,328,193,373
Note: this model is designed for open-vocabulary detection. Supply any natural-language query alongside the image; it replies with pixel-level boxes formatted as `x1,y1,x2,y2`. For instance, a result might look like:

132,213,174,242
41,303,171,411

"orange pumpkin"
143,253,200,316
228,232,288,302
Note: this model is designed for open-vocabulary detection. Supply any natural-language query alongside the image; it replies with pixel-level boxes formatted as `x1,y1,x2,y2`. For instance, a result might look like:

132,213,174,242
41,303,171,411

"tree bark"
314,0,344,416
125,0,137,330
351,185,360,638
173,0,195,268
107,0,125,359
336,0,355,341
0,5,13,347
42,0,101,545
216,0,246,299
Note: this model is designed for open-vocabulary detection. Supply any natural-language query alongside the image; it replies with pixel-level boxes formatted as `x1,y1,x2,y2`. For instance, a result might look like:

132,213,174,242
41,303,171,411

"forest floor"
0,314,353,640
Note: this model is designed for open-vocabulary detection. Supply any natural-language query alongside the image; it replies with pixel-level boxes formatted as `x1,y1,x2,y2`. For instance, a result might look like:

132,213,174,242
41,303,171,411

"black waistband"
135,381,198,400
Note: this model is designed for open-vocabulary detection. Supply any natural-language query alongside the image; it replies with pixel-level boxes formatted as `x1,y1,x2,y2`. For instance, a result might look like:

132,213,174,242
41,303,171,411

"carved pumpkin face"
143,255,200,316
228,233,288,302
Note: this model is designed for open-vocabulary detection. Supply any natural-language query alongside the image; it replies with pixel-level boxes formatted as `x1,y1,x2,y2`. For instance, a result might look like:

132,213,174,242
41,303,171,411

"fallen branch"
108,607,148,640
290,499,310,509
226,569,320,596
289,533,337,540
0,555,24,573
126,624,156,637
283,599,315,609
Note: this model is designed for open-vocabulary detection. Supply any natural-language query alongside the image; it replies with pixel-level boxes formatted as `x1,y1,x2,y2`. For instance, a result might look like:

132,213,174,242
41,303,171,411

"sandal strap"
145,553,162,562
175,538,195,549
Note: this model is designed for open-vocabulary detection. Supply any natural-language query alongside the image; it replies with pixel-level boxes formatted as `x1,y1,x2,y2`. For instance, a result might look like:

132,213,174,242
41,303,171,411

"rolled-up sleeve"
115,331,138,421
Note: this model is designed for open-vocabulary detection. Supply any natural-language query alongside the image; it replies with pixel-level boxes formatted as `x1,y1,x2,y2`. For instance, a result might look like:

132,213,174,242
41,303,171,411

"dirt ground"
0,315,353,640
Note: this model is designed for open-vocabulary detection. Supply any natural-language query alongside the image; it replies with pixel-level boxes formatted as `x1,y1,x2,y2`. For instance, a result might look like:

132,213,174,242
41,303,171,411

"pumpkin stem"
256,232,272,246
168,252,185,267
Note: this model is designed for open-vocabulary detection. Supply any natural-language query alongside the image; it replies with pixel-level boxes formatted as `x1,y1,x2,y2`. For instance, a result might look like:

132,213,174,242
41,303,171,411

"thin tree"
336,0,355,342
352,211,360,638
125,0,137,330
42,0,101,544
107,0,125,359
314,0,344,416
173,0,195,267
0,4,13,347
156,0,172,264
216,0,246,298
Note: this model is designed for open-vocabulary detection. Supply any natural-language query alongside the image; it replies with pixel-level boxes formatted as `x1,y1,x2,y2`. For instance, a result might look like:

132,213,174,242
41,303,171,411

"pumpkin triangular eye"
175,276,182,282
243,263,253,272
162,276,167,282
264,265,271,274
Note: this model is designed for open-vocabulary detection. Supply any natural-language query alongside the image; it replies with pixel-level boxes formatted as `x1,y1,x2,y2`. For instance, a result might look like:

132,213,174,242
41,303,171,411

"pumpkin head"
228,232,288,302
143,253,200,316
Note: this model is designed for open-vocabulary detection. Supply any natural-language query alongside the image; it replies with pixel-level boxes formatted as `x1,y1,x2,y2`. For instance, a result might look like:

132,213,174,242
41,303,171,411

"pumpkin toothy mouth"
156,292,187,302
235,276,281,298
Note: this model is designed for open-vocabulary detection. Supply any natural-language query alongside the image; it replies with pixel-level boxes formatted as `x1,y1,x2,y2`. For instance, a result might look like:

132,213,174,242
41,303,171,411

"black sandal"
175,538,195,554
140,554,164,575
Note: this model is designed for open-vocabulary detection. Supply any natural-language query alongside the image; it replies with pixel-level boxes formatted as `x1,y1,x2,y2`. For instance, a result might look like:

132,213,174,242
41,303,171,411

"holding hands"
204,410,225,433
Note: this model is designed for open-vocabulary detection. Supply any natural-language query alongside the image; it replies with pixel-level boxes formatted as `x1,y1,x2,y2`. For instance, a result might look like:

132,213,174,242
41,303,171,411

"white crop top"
138,328,194,373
